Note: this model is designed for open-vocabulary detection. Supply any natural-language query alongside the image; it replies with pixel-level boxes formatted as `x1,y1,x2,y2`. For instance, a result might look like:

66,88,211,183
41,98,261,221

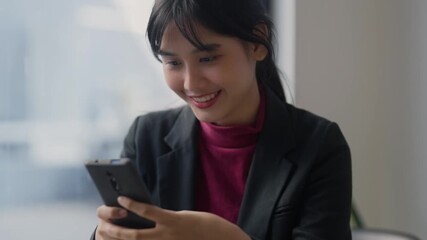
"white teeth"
192,92,217,103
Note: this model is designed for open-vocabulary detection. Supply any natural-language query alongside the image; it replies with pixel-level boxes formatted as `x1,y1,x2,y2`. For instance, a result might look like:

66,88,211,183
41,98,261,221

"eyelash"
166,60,181,66
199,56,218,62
163,55,219,69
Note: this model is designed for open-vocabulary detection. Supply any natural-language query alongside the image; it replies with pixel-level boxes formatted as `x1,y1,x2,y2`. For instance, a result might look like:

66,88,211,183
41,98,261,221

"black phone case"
85,158,155,229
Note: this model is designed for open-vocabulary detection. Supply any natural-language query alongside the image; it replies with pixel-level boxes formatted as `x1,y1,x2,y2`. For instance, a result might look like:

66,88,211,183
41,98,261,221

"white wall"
290,0,427,237
272,0,296,102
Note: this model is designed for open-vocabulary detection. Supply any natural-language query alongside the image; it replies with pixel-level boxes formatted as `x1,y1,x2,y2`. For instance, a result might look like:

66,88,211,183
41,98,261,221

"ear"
250,24,269,61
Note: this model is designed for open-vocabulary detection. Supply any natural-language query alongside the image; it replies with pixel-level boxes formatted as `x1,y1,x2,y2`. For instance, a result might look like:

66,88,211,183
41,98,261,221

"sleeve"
293,122,352,240
120,116,141,160
90,227,96,240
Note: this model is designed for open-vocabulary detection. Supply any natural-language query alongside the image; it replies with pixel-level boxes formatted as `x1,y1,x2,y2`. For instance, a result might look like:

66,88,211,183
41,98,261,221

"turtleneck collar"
199,87,266,148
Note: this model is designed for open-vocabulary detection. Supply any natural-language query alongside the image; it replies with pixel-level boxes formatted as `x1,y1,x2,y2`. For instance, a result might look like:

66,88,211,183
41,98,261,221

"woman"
93,0,352,239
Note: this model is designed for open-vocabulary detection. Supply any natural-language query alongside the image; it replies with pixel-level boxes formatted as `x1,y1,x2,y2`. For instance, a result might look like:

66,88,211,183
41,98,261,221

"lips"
188,90,221,109
191,92,218,103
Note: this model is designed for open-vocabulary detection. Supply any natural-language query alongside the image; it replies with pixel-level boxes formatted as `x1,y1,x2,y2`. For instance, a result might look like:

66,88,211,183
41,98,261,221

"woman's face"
159,23,267,126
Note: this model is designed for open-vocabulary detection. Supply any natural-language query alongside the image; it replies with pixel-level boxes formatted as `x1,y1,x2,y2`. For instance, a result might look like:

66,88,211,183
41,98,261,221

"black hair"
146,0,286,102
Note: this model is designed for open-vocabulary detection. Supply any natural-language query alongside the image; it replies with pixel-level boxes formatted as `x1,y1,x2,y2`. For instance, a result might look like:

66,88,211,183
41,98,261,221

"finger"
97,205,128,221
97,221,125,240
105,222,159,240
117,196,174,223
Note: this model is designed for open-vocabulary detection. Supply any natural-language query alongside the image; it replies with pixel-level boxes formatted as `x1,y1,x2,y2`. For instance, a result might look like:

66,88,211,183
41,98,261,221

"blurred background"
0,0,426,239
0,0,178,238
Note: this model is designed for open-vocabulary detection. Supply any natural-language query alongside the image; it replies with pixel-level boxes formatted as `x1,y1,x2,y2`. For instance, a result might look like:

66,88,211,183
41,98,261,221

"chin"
192,110,219,124
194,113,215,123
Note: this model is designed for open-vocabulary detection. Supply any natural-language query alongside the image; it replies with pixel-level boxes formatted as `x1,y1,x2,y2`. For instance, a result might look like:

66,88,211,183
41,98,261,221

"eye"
162,59,182,70
199,56,218,63
166,60,181,66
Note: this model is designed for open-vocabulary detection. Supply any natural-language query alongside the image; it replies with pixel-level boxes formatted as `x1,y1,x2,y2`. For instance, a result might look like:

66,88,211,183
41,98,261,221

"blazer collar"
157,87,296,239
157,106,199,211
164,106,198,149
237,87,296,238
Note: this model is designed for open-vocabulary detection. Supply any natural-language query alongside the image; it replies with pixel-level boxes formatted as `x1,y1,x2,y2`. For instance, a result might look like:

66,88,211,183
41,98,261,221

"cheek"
163,71,185,96
203,68,225,85
211,61,253,87
204,61,241,86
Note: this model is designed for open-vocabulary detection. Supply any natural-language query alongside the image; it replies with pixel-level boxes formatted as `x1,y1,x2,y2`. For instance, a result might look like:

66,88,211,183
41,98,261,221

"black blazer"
114,88,352,240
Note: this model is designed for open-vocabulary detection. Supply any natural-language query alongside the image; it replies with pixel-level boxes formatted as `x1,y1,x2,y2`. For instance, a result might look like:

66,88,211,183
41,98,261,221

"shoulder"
263,86,345,148
281,104,350,156
287,104,332,130
122,106,188,148
286,104,346,145
121,105,192,159
281,105,352,239
130,106,188,134
135,106,186,125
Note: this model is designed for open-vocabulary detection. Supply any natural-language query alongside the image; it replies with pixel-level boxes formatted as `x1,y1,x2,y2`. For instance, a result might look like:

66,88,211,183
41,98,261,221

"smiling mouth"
190,91,220,103
188,90,221,109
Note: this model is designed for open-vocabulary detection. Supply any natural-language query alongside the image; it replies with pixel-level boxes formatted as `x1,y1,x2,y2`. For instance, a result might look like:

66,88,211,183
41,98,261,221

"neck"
216,82,260,126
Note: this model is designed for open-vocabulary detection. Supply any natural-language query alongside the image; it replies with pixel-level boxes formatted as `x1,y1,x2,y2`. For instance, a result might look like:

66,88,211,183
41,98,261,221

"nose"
183,64,205,91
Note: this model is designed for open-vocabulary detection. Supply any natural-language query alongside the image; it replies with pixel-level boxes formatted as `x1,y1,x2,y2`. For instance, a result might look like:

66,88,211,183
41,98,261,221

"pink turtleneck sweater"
195,92,266,224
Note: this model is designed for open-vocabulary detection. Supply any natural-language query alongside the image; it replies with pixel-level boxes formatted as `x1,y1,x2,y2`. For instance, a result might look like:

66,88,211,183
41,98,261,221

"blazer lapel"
237,89,296,239
157,107,199,211
155,88,296,240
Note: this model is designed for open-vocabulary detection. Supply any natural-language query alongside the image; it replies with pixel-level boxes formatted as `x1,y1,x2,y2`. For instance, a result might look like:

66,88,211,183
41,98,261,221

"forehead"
160,22,230,51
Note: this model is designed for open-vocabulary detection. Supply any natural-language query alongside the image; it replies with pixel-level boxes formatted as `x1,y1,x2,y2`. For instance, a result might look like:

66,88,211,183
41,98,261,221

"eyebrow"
158,43,221,56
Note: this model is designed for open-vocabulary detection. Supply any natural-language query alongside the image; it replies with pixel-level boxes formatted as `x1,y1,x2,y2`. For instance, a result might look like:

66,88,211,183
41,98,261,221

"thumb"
117,196,173,223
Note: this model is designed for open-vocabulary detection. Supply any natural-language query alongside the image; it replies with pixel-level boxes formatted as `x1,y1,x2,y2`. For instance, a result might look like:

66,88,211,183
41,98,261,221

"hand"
96,196,251,240
95,204,128,240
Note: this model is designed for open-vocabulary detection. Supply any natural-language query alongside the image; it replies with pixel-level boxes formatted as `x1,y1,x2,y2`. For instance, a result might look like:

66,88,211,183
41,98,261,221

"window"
0,1,179,238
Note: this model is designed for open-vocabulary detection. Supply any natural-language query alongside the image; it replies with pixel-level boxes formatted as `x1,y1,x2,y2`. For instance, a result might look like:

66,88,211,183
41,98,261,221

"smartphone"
85,158,155,229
